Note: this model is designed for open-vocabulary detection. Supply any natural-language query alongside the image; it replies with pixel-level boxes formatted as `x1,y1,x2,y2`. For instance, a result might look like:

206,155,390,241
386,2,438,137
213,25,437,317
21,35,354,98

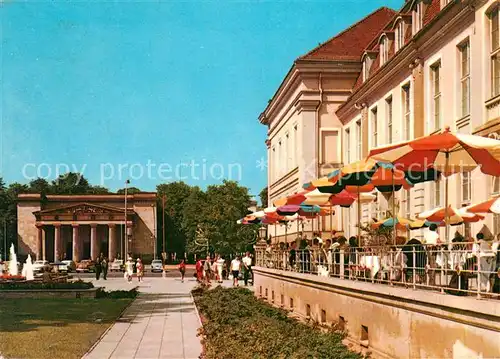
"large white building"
260,0,500,241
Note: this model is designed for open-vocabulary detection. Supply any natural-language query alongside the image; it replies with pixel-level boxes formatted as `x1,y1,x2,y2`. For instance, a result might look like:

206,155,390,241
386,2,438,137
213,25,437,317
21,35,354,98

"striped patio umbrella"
407,219,443,230
465,195,500,214
371,216,412,231
369,127,500,240
418,206,484,225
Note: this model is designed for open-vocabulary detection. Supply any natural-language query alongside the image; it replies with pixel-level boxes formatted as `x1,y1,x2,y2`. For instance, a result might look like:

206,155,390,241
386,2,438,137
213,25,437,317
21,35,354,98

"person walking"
136,258,144,282
203,255,212,285
178,259,186,282
242,251,253,286
216,255,225,283
195,258,203,283
95,256,102,280
125,256,134,283
101,256,108,280
230,256,241,287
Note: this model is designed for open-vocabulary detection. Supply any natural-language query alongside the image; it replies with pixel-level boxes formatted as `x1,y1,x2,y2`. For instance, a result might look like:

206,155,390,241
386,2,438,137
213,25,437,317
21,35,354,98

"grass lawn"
0,297,133,359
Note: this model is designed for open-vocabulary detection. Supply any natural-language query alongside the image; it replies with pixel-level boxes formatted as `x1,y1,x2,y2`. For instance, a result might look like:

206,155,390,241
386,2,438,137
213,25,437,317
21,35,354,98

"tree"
51,173,91,194
28,178,51,195
88,186,111,194
117,187,142,194
259,186,268,208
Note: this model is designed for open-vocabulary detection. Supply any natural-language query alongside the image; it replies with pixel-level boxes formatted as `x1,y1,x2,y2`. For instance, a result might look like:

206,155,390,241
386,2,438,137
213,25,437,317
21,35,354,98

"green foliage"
259,186,268,208
117,187,142,194
193,286,361,359
95,288,138,298
51,172,91,194
0,279,94,290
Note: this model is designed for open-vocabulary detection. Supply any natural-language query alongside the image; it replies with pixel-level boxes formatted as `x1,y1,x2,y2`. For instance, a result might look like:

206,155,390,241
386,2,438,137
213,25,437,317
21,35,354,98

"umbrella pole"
357,187,361,247
296,217,299,243
330,204,333,236
392,168,396,245
274,224,277,244
445,152,450,242
285,222,288,244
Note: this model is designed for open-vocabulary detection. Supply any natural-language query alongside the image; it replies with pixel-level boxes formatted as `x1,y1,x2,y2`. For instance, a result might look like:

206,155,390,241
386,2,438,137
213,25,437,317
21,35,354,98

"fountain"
22,254,34,281
8,243,18,276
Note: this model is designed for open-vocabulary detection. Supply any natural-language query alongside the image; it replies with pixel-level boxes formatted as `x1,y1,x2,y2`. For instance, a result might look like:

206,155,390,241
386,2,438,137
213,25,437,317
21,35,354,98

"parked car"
33,260,51,273
110,259,124,272
53,260,76,273
151,259,163,272
76,260,96,273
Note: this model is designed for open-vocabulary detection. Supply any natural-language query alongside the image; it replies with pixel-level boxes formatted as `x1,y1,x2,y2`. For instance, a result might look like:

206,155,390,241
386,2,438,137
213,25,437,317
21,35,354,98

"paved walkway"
83,278,203,359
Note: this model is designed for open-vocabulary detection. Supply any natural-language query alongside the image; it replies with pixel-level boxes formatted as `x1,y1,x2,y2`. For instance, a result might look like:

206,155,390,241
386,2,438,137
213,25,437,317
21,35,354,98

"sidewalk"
83,278,203,359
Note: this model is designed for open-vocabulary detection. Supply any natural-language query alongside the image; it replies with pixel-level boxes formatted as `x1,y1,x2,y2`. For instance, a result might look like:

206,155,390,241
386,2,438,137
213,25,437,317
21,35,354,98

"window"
278,140,283,177
380,37,388,65
271,146,276,182
402,84,411,140
356,120,362,160
491,8,500,97
462,172,471,204
395,21,405,52
371,107,378,148
404,189,412,217
345,129,351,164
386,97,393,144
432,180,442,208
493,177,500,194
494,214,500,235
285,132,290,172
363,58,370,81
414,1,426,34
459,41,470,117
431,62,442,131
293,124,298,168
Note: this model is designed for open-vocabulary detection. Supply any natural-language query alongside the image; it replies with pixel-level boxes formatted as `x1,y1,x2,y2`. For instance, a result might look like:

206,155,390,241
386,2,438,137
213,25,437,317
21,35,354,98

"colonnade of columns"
36,223,121,262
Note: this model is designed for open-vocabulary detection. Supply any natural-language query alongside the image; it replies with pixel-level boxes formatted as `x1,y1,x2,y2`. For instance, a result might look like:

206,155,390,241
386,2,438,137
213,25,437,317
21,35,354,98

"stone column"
36,224,43,261
412,58,424,139
72,224,80,262
54,224,61,262
108,224,117,261
42,226,47,261
90,224,99,260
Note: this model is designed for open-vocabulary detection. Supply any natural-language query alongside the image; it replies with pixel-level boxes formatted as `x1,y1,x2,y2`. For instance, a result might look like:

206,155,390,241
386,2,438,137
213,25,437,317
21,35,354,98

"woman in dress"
178,259,186,282
136,258,144,282
125,257,134,283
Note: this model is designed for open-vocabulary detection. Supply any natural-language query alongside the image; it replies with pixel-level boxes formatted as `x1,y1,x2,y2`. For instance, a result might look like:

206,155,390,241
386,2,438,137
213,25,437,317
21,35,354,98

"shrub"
193,286,361,359
0,279,93,291
95,288,138,299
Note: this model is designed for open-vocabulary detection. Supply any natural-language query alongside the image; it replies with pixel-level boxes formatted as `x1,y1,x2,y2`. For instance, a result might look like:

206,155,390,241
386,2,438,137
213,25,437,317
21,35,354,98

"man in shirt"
230,256,241,287
242,252,253,286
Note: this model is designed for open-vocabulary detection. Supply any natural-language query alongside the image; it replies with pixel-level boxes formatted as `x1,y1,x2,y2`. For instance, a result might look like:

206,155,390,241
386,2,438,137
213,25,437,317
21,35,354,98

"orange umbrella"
418,206,484,225
465,195,500,214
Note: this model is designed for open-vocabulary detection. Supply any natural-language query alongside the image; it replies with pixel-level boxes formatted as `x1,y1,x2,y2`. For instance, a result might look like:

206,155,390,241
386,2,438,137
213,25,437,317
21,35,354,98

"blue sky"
1,0,403,197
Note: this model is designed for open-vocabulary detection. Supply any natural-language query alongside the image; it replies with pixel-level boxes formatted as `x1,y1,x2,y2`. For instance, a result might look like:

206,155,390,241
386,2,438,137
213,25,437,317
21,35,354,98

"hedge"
192,286,362,359
0,280,94,291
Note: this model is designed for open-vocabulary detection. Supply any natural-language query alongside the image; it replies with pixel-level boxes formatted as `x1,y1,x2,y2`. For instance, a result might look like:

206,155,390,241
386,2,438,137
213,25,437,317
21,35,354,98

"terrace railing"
255,242,500,300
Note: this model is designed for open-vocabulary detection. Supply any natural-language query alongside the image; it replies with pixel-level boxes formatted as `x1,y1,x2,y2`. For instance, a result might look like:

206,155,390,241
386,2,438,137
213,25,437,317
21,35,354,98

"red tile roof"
299,7,397,61
423,0,441,26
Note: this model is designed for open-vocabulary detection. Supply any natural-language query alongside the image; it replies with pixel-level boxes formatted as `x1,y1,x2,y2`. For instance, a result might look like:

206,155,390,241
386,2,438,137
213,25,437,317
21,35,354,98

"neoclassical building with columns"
17,193,156,262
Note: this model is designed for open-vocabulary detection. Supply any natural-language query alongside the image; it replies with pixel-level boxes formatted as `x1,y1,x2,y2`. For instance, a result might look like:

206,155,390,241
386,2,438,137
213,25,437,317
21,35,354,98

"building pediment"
34,203,126,216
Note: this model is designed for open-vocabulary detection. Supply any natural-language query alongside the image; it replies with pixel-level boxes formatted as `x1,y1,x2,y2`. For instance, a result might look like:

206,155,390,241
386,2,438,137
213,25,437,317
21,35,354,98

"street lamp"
124,179,130,259
152,203,157,259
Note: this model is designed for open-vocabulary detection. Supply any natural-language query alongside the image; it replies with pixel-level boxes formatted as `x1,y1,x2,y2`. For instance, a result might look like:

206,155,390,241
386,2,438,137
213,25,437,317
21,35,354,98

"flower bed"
192,286,362,359
0,274,25,280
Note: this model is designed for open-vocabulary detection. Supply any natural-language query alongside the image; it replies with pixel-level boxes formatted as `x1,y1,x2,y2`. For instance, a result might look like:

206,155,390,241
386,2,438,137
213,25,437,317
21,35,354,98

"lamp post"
124,179,130,259
152,203,157,259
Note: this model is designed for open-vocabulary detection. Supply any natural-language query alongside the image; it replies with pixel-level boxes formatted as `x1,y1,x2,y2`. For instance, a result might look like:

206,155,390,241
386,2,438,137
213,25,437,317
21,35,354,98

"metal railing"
255,241,500,300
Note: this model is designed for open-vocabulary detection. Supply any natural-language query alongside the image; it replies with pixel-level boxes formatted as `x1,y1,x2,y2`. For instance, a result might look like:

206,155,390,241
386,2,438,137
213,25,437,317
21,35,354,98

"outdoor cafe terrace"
254,240,500,300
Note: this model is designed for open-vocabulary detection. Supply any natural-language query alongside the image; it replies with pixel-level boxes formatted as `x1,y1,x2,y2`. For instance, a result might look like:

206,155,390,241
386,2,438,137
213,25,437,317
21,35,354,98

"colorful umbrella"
277,205,300,216
465,195,500,214
371,216,412,231
418,206,484,225
407,219,443,230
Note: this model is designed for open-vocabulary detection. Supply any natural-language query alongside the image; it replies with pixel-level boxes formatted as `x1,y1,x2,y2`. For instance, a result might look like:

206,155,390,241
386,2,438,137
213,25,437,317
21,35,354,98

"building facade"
17,193,157,261
261,0,500,241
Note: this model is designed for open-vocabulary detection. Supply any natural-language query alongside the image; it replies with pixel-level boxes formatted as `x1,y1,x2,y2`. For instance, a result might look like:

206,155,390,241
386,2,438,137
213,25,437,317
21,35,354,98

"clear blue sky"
1,0,403,197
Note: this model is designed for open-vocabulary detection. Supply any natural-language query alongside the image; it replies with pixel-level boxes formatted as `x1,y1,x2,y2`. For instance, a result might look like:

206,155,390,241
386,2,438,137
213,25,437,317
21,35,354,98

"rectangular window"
293,124,298,168
433,180,442,208
271,147,276,182
371,107,378,148
402,84,411,140
345,129,351,164
462,172,471,204
386,97,393,144
356,121,362,160
493,177,500,194
494,214,500,235
492,9,500,97
459,41,470,117
395,22,405,52
278,140,282,177
431,62,442,131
